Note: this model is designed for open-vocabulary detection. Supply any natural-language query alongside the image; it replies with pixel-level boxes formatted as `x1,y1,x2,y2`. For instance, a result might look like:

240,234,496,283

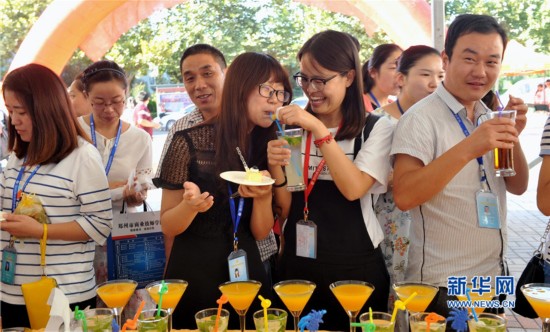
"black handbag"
512,219,549,318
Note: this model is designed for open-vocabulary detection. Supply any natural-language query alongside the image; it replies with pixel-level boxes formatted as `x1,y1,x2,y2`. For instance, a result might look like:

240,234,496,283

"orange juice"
393,284,438,312
147,282,188,309
274,283,316,313
219,281,261,312
456,287,495,314
522,285,550,319
331,283,374,312
97,282,137,308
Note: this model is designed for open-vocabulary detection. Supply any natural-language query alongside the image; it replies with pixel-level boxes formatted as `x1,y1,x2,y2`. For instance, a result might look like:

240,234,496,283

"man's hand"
503,95,528,134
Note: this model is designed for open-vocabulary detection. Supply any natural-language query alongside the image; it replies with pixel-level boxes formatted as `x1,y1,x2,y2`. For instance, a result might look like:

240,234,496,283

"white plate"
220,171,275,186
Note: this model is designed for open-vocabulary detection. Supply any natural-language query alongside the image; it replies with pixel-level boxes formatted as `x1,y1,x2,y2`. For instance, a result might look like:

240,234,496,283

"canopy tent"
8,0,433,75
501,40,550,77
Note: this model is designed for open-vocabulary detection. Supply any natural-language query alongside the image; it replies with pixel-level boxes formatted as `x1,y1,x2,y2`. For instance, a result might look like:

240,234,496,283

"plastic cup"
276,128,305,192
137,309,168,332
70,308,114,332
359,311,395,332
253,308,288,332
468,313,506,332
409,312,446,332
488,110,516,177
195,308,230,332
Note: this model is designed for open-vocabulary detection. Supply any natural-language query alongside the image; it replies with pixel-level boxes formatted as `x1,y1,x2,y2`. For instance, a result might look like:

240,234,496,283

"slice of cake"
245,167,262,182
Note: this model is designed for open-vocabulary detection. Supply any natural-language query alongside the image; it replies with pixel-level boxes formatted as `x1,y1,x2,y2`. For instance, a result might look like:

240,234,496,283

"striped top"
391,84,507,287
540,115,550,262
0,137,113,304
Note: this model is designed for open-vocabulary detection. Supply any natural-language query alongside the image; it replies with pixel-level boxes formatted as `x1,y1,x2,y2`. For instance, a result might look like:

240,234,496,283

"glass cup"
96,279,137,327
273,279,316,332
488,110,517,177
137,309,169,332
78,308,114,332
276,128,305,192
467,313,506,332
195,308,230,332
409,312,446,332
359,312,395,332
253,308,288,332
329,280,375,332
520,283,550,331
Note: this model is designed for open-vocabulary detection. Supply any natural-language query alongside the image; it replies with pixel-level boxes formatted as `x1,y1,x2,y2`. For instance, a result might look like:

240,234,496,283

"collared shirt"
391,84,507,287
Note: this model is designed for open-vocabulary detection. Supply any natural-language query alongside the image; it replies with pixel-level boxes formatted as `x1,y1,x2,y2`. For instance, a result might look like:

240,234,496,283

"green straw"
157,280,168,318
74,305,88,332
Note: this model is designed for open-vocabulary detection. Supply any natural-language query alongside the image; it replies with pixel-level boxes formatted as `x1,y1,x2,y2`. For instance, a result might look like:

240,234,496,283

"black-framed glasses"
258,84,291,103
293,72,345,91
90,99,125,111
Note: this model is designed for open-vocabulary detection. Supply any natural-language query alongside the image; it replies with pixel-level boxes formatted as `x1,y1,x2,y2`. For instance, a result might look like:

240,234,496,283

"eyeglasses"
258,84,291,103
293,72,346,91
91,99,125,111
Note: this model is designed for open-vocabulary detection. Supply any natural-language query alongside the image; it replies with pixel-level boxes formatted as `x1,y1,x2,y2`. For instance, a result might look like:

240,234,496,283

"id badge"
296,220,317,259
228,249,249,281
1,245,17,285
476,190,501,229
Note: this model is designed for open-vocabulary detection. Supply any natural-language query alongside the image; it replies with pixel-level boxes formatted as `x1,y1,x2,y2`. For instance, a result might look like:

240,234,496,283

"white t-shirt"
539,115,550,262
0,137,113,304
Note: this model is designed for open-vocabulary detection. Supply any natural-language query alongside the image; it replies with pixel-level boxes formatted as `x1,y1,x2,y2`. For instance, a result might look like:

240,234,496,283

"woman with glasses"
78,60,153,294
267,30,393,330
362,43,403,112
0,64,112,328
155,52,291,329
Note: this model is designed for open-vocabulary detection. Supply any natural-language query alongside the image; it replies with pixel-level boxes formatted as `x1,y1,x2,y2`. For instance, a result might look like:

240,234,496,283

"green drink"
277,128,305,192
359,312,395,332
137,309,168,332
409,312,446,332
468,313,506,332
195,308,230,332
253,308,288,332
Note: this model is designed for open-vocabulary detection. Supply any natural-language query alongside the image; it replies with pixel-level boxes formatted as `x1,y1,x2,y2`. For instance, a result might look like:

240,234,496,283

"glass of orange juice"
330,280,375,332
145,279,188,331
96,279,138,326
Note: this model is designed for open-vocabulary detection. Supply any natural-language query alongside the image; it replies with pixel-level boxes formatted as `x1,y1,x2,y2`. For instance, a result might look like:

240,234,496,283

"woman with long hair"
268,30,394,329
0,64,112,328
155,52,291,329
362,43,403,112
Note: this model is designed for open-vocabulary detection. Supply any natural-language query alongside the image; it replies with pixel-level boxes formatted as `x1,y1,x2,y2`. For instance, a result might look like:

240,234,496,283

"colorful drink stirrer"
215,294,229,332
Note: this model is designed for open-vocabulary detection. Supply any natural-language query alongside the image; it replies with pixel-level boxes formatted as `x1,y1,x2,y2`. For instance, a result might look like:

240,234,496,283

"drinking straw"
157,280,168,318
391,291,417,323
494,91,505,113
465,288,478,322
121,300,145,332
236,147,250,171
424,312,442,332
350,308,375,331
274,118,284,133
74,306,88,332
215,294,229,332
258,295,272,332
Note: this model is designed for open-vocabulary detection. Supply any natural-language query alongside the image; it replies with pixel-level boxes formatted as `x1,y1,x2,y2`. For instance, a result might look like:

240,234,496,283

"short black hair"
444,14,507,60
398,45,441,75
137,91,150,102
362,44,403,93
179,44,227,74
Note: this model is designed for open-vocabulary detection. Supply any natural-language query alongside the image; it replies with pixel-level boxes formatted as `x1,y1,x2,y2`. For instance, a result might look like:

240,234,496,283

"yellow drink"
219,281,261,312
97,282,137,308
331,284,374,312
147,282,188,309
393,283,438,312
456,287,495,314
522,285,550,319
274,283,316,313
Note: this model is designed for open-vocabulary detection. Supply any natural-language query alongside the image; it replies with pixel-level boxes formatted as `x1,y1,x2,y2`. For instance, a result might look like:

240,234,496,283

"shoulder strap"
353,113,381,159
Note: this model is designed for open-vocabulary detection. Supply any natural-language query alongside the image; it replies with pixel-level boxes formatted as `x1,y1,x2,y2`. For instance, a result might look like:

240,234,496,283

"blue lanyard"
12,162,41,212
396,99,405,115
90,115,122,175
449,109,490,189
227,184,244,247
368,91,381,108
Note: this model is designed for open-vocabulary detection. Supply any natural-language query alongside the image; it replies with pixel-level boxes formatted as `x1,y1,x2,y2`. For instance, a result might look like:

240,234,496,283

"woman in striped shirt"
0,63,113,328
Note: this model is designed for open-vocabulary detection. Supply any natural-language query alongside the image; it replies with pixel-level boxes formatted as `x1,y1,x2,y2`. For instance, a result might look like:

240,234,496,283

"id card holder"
2,242,17,285
296,219,317,259
475,190,501,229
228,249,249,281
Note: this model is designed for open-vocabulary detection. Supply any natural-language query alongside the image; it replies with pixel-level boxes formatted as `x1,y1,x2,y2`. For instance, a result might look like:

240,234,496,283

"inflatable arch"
9,0,432,75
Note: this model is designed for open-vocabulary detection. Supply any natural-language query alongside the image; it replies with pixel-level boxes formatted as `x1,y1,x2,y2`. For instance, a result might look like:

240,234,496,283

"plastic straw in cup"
157,280,168,318
215,294,229,332
391,291,417,323
494,91,504,113
122,300,145,331
465,288,478,322
74,306,88,332
425,313,443,332
258,295,272,332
